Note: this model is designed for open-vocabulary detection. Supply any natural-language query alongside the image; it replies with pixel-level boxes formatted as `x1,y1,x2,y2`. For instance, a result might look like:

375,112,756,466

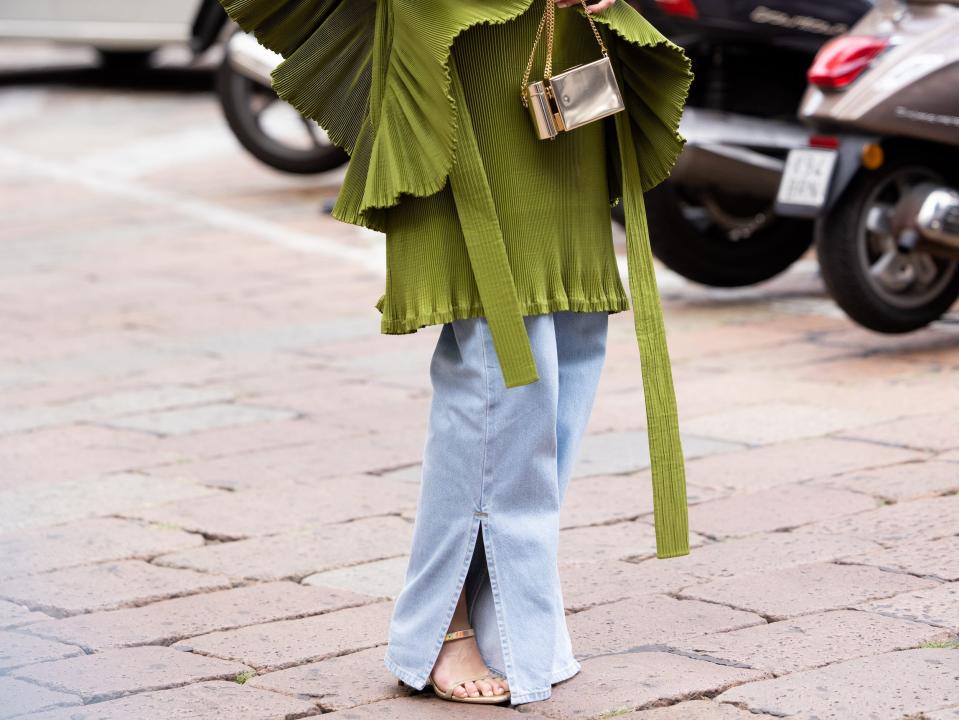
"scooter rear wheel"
816,155,959,333
625,180,815,288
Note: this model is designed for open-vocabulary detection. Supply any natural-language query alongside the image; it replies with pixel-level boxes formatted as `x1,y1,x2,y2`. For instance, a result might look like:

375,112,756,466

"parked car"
0,0,347,173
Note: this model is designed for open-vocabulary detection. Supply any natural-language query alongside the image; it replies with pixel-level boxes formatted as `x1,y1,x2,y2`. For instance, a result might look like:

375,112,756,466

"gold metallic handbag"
521,0,626,140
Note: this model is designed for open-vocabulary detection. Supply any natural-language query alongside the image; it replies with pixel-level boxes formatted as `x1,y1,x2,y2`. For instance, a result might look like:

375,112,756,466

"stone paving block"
320,695,544,719
840,410,959,452
155,515,412,580
558,520,709,563
0,473,218,533
672,608,951,675
21,581,371,651
925,707,959,720
0,384,234,435
688,483,878,539
125,476,417,540
101,402,298,435
717,648,959,719
0,676,80,719
810,460,959,502
684,437,925,493
624,699,780,719
560,560,701,613
10,645,250,703
679,562,938,621
856,582,959,629
562,473,724,529
176,600,392,670
0,424,172,492
0,517,203,579
630,531,881,583
0,598,50,628
303,556,408,599
839,535,959,582
0,559,231,616
376,464,423,484
573,430,743,478
682,402,875,446
0,629,83,670
19,680,316,720
249,645,404,711
529,651,766,719
146,416,348,467
146,432,428,490
567,594,765,658
797,494,959,546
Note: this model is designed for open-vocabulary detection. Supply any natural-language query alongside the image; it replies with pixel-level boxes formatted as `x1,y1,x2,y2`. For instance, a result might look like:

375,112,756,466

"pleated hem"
378,295,630,336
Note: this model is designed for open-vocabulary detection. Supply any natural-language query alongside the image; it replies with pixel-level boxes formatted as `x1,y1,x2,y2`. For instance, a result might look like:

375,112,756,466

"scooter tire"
816,159,959,333
216,56,348,175
633,181,815,288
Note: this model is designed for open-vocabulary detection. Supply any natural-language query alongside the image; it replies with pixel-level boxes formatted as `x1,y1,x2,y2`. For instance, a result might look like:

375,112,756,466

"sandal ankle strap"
443,628,475,642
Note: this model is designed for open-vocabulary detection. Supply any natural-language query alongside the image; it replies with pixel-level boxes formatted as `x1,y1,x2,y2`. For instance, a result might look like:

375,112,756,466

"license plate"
776,148,839,215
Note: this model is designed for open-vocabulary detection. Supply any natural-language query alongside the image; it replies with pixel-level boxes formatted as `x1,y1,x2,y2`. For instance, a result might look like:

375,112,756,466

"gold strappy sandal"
401,627,511,704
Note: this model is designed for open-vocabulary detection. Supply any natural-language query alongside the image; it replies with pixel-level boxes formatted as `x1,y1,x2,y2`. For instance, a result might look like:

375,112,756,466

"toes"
464,680,481,698
476,679,494,697
452,683,469,699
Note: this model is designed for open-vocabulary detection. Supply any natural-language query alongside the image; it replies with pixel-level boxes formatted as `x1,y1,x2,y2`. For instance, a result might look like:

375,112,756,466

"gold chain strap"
521,0,610,107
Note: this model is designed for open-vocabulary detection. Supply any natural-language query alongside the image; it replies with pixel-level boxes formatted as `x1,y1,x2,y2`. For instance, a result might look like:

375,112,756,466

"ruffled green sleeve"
215,0,692,560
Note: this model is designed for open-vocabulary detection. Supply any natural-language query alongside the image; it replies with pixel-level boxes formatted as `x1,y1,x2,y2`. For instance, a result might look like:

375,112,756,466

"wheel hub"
858,168,959,309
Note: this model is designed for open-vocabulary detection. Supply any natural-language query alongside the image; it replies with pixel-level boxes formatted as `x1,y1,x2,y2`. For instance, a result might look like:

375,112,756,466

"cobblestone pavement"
1,49,958,720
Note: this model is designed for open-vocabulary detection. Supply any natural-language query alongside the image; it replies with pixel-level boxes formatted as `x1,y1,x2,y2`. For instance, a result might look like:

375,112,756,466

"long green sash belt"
446,53,689,559
447,53,540,388
613,108,690,559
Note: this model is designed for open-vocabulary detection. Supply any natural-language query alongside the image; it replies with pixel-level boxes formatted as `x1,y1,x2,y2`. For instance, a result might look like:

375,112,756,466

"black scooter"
191,0,348,175
623,0,873,287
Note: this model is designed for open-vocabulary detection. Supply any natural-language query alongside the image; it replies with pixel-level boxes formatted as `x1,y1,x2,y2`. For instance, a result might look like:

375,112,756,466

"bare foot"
429,590,509,699
431,633,509,699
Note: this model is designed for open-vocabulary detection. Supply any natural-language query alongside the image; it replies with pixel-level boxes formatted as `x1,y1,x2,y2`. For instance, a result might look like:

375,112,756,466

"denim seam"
478,319,492,515
477,318,519,692
414,516,484,689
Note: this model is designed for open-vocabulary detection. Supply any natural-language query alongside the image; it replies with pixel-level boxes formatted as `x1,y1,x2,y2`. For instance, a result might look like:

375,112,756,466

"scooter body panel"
799,1,959,146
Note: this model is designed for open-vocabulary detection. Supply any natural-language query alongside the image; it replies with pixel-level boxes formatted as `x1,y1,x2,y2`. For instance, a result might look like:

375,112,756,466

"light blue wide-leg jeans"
383,310,609,705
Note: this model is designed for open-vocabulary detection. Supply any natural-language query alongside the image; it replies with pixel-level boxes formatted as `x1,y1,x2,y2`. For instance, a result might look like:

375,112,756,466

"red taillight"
808,36,890,89
810,135,840,150
654,0,699,19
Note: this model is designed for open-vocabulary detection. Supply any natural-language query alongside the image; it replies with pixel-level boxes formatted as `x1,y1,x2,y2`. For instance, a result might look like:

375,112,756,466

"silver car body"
0,0,200,50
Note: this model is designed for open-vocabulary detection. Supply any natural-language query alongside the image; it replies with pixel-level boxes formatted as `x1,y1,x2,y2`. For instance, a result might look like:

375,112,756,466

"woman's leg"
466,311,609,689
385,312,566,705
554,310,610,502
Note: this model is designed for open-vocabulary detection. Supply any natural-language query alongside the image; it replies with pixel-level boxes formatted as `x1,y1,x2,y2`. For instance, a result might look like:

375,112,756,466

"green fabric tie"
446,53,540,389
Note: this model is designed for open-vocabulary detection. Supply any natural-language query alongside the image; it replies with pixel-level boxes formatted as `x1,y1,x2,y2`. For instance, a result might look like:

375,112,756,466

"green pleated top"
217,0,693,560
377,4,629,332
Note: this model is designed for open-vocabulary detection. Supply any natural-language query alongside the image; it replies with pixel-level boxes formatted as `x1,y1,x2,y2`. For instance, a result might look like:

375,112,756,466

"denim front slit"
383,310,609,705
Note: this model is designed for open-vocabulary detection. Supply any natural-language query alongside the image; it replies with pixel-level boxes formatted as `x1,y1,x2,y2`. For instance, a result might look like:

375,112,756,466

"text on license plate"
776,148,839,210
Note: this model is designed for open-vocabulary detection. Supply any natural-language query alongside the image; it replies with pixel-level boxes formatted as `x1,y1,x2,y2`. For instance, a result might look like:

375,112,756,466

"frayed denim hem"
500,658,583,705
383,651,429,690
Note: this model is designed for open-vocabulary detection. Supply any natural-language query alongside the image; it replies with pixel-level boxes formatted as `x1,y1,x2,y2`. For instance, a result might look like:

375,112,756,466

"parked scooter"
191,0,348,174
623,0,873,287
776,0,959,331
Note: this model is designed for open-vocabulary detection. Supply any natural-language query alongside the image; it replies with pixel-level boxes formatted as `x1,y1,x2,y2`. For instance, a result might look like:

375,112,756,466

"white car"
0,0,348,174
0,0,202,51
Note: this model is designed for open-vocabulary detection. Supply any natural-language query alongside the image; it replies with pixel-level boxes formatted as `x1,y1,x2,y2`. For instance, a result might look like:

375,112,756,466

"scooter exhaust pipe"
894,184,959,254
226,31,282,87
